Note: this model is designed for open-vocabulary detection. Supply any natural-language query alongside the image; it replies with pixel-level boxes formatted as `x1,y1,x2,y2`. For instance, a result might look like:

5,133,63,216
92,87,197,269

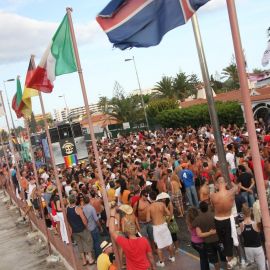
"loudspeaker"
52,142,64,165
30,135,36,146
58,124,72,140
49,128,60,143
74,136,88,160
71,123,83,138
30,135,40,146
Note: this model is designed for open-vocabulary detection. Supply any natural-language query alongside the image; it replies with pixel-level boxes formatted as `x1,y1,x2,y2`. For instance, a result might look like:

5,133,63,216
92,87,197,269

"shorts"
214,218,233,257
72,229,93,253
171,232,178,242
153,223,173,249
171,191,183,209
205,241,226,264
139,222,154,242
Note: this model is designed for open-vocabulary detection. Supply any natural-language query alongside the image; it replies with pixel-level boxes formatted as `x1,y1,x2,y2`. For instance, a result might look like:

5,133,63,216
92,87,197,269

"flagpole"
30,56,79,269
191,14,231,186
66,7,121,267
226,0,270,262
66,7,110,220
0,91,22,196
3,80,24,161
24,117,52,255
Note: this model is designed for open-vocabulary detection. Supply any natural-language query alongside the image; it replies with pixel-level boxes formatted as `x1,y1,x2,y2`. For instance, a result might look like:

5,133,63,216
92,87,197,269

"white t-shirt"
41,172,49,181
226,152,236,170
212,154,219,167
115,187,121,206
65,185,72,196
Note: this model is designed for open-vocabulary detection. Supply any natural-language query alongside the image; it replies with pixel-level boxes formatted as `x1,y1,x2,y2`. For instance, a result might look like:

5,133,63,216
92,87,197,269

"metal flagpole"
66,7,110,220
191,14,231,185
125,56,150,130
30,55,78,270
0,91,22,194
3,79,24,161
226,0,270,262
66,7,121,267
24,117,52,255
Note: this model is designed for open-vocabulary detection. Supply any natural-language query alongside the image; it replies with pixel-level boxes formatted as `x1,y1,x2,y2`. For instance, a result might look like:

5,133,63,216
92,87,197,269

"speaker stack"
48,123,88,166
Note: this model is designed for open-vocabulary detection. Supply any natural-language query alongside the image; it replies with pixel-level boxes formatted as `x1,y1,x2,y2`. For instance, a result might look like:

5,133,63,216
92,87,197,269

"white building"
54,103,101,123
53,108,69,122
131,87,158,96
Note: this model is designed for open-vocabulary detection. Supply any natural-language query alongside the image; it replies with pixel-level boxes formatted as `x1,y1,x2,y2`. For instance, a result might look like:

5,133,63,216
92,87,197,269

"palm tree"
108,81,144,126
98,96,109,114
154,76,175,98
173,72,197,100
222,57,240,90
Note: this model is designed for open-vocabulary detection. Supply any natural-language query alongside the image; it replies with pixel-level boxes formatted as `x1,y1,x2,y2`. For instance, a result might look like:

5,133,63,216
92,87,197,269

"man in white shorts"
147,192,175,267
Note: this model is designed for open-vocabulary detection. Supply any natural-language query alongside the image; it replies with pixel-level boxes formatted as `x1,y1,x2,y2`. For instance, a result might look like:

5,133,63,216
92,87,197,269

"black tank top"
242,223,261,248
67,206,85,233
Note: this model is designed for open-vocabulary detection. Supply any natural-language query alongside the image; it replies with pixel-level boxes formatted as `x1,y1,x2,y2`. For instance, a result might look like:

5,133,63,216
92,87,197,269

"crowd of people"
1,123,270,270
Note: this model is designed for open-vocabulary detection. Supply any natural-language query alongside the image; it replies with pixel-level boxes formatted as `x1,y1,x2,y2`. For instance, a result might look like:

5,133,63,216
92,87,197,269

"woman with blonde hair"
170,172,184,217
240,205,266,270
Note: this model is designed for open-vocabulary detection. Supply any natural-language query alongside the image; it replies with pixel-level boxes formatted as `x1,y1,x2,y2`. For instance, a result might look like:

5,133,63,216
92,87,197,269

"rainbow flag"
64,154,78,168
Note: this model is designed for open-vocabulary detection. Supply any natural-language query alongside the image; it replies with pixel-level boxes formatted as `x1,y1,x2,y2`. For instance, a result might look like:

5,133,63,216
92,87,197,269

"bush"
156,101,244,128
147,98,178,124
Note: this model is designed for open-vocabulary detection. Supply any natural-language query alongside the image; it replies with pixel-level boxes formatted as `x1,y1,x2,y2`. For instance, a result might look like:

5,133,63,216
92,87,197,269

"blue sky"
0,0,269,129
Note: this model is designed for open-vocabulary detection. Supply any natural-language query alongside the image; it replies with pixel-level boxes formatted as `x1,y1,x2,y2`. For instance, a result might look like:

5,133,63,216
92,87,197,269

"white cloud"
201,0,247,12
201,0,226,11
0,11,101,64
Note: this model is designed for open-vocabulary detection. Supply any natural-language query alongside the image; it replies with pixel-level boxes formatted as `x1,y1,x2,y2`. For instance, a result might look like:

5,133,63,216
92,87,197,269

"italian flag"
28,14,77,93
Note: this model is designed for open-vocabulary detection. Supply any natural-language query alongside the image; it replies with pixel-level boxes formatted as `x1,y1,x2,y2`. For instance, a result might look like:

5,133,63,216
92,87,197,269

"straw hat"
119,204,133,215
100,241,112,252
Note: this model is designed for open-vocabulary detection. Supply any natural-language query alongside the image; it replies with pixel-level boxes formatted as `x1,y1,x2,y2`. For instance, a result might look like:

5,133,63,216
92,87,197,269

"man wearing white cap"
147,192,175,267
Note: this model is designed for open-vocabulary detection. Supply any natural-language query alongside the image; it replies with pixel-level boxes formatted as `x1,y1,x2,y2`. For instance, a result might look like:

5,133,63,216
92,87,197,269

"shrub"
156,101,244,128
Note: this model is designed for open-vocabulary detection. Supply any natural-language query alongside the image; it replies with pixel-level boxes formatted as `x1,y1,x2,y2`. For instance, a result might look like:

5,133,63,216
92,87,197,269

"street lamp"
58,94,70,123
3,79,16,131
125,56,150,130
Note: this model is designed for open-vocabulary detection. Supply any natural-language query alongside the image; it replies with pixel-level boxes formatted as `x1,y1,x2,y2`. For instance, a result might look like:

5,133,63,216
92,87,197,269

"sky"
0,0,269,129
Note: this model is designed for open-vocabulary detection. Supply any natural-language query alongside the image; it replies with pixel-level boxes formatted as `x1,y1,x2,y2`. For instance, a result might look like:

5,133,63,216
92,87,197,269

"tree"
222,57,239,90
98,96,110,114
154,76,175,98
0,129,8,142
37,119,45,129
252,68,265,74
29,112,37,134
210,74,224,93
108,81,144,126
147,98,178,124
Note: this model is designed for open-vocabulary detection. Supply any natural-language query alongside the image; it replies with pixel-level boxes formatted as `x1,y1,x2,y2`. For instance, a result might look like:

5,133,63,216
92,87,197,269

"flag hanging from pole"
28,14,77,93
262,40,270,67
96,0,209,50
12,76,24,118
21,58,39,117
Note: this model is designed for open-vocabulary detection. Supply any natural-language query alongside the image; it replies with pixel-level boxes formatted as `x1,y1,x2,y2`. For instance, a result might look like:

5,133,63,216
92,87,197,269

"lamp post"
3,79,16,132
125,56,150,130
58,94,70,123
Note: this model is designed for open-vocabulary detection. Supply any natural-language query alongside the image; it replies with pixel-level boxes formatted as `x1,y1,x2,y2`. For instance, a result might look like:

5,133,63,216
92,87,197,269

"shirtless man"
210,177,238,269
147,192,175,268
133,190,154,247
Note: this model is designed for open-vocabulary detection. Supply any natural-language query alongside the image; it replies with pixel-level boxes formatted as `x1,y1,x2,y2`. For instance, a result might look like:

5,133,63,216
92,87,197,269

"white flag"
0,93,5,117
262,40,270,67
